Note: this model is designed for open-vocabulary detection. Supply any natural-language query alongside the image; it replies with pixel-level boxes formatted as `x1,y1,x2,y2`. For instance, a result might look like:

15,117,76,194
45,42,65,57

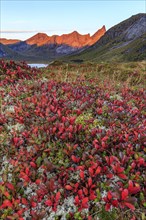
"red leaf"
61,116,66,123
89,191,96,200
76,109,82,115
101,141,106,148
52,203,57,212
56,191,61,201
95,166,101,175
88,177,92,187
30,161,37,168
105,156,110,165
128,180,133,188
106,173,113,179
17,209,25,217
71,155,76,162
57,109,61,117
118,173,127,179
4,191,10,198
69,116,76,125
2,199,13,208
76,166,84,171
78,189,83,198
77,124,82,131
71,155,80,163
12,137,19,145
138,157,145,166
128,181,140,194
6,182,14,191
25,167,29,175
75,195,80,205
82,197,88,208
124,202,135,210
68,132,73,139
116,165,124,173
80,170,84,180
65,185,73,190
102,136,108,142
45,199,52,206
111,199,118,207
88,167,94,177
73,144,78,150
52,127,57,134
83,187,88,195
105,203,111,211
22,198,28,205
35,179,41,184
74,182,79,190
68,125,73,133
121,189,129,201
31,201,37,207
20,173,29,182
107,191,112,200
97,108,102,115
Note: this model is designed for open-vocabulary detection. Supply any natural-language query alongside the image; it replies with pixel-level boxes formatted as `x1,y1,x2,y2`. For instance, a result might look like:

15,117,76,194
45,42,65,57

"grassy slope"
48,61,146,88
60,33,146,63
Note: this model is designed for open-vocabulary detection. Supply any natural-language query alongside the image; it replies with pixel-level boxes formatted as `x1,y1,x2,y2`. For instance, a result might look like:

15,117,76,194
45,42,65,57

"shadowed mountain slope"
62,13,146,62
0,26,106,62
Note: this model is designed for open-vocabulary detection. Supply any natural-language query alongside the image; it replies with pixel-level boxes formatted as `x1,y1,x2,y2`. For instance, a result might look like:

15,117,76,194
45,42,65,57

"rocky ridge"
0,38,21,45
26,25,106,47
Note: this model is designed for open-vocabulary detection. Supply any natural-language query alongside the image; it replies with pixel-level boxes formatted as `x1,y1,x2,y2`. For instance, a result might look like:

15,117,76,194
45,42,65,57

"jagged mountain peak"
69,30,80,35
22,26,106,47
26,33,50,46
89,25,106,45
92,25,106,35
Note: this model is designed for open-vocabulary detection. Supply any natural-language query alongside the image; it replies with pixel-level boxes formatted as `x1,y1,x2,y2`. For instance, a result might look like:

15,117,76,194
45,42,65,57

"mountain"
0,43,14,58
26,26,106,47
63,13,146,62
0,43,47,62
26,33,50,46
0,26,106,62
1,13,145,63
0,38,21,45
87,25,106,45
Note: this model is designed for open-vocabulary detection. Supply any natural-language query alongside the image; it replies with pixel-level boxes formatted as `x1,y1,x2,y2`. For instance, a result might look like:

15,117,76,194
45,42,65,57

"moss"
97,207,117,220
75,112,104,131
47,142,70,168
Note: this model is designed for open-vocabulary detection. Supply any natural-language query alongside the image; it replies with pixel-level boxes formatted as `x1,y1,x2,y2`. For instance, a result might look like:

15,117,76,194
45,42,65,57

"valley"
0,12,146,220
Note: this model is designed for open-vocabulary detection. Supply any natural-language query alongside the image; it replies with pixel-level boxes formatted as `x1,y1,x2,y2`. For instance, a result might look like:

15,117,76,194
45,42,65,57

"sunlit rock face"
0,38,21,45
25,26,106,47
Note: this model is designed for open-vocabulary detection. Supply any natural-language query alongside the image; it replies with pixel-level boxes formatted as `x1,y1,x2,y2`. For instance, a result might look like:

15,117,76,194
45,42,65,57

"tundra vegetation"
0,60,146,219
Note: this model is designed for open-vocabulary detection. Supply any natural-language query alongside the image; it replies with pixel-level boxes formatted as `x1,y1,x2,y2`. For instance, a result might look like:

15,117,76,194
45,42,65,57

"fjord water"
28,63,48,68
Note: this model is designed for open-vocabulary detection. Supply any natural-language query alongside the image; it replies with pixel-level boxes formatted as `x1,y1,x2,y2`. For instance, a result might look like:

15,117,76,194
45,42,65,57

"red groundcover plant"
0,60,146,219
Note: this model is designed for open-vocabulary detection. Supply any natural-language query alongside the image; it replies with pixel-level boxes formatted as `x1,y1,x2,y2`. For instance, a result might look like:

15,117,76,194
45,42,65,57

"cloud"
1,30,44,33
0,28,82,34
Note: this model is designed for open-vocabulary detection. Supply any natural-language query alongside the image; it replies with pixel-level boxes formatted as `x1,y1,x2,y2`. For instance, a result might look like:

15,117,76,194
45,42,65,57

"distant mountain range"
0,26,106,62
0,13,146,63
0,39,20,45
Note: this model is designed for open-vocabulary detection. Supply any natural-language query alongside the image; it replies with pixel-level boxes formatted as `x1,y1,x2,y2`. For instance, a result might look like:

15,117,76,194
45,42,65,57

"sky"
0,0,145,40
